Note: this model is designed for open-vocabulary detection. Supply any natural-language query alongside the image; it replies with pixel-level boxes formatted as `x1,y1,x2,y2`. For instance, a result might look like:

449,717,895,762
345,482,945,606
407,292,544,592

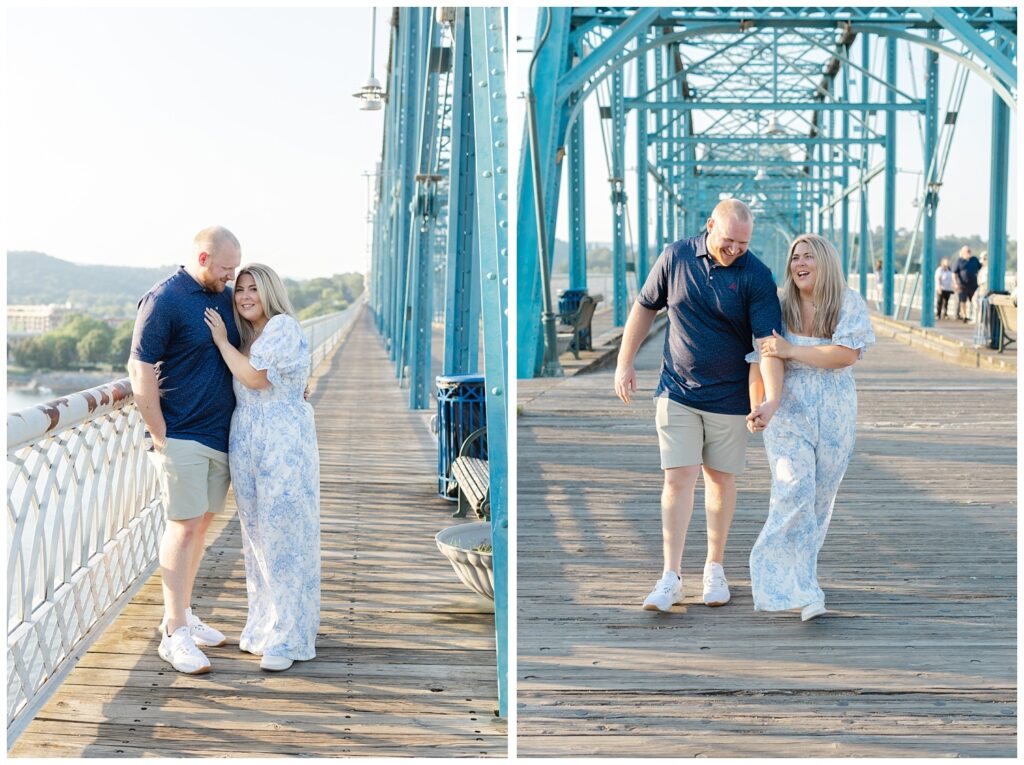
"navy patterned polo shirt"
130,267,241,453
637,232,783,415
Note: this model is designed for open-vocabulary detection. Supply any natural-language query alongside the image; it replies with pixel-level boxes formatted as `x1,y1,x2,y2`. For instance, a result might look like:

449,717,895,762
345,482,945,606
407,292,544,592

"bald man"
129,226,242,673
614,200,785,613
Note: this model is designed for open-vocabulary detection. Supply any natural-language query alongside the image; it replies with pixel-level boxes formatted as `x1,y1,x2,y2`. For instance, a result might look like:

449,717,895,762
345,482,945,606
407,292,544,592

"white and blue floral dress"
229,313,320,660
747,288,875,611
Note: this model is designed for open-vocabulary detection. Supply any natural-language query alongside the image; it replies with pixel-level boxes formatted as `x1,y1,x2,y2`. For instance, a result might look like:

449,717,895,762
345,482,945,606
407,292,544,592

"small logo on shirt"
728,282,737,291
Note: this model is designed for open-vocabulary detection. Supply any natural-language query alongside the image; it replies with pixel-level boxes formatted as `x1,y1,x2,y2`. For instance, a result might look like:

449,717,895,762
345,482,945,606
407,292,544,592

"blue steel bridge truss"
518,6,1016,378
368,7,508,716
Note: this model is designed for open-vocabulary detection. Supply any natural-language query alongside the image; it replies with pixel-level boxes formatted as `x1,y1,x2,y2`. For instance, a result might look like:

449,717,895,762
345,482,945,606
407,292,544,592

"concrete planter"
435,522,493,600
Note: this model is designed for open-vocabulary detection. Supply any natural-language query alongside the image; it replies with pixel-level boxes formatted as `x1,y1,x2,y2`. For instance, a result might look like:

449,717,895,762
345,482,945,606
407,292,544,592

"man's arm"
614,302,658,404
128,359,167,450
746,343,784,428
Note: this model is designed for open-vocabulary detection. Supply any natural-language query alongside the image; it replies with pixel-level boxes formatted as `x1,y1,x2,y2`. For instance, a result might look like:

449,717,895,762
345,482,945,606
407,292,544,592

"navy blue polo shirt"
637,233,782,415
130,267,240,453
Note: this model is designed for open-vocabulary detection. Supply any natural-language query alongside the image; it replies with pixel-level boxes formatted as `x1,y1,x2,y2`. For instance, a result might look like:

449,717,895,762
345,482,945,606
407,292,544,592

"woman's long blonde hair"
233,263,297,350
780,234,845,338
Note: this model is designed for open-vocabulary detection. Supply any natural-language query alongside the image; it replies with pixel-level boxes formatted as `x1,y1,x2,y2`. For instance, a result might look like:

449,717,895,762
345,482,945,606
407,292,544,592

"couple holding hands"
615,199,875,621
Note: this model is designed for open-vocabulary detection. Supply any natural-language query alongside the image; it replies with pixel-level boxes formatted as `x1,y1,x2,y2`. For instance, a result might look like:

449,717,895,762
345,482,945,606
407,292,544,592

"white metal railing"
6,297,363,741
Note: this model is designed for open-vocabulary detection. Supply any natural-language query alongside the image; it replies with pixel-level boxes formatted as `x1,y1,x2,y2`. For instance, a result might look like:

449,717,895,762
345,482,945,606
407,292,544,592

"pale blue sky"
512,9,1018,256
8,6,392,280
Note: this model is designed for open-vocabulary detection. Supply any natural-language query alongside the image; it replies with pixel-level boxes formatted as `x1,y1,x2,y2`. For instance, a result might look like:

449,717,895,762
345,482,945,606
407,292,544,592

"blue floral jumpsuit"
746,288,875,611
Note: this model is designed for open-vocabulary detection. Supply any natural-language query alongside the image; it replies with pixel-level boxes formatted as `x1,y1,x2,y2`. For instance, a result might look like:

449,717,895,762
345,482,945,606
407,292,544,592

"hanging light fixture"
754,166,768,182
766,115,785,135
353,8,386,111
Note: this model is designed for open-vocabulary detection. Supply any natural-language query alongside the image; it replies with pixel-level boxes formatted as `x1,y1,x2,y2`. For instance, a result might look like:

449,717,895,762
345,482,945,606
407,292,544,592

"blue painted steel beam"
611,67,628,326
468,6,509,719
625,99,926,111
516,8,572,378
987,40,1012,293
858,36,870,300
840,58,851,276
407,11,441,408
648,135,887,145
921,31,939,328
568,89,587,290
882,36,897,317
570,7,1017,27
921,8,1018,91
553,7,662,103
635,38,650,282
443,11,481,375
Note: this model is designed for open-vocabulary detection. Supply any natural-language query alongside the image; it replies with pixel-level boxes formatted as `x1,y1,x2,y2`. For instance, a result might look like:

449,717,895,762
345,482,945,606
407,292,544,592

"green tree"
77,327,114,364
110,320,136,367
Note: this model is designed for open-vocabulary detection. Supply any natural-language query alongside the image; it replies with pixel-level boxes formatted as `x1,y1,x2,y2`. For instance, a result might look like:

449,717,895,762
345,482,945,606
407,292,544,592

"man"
128,226,242,673
614,199,784,613
952,246,981,322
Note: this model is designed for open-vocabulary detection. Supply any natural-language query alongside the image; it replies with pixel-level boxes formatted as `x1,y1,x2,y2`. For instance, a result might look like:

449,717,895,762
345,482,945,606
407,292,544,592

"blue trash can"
558,288,592,350
436,374,487,499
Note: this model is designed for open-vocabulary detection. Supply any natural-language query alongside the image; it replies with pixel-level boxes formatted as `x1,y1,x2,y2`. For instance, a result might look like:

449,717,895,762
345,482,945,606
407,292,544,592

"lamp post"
353,8,386,110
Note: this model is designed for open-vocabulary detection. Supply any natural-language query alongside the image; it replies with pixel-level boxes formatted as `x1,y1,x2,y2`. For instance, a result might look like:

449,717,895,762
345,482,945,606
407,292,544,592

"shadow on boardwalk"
12,308,505,757
517,328,1016,757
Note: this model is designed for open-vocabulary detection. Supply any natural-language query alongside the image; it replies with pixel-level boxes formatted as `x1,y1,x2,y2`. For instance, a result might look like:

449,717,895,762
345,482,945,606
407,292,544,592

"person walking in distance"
128,226,242,674
614,199,784,613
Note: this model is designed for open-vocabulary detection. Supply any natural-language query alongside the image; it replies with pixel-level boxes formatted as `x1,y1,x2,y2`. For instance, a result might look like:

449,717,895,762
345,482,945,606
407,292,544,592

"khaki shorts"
149,437,231,522
655,397,749,474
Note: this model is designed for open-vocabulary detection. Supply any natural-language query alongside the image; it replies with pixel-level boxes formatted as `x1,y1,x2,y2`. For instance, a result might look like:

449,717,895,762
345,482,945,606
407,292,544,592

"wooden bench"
989,294,1017,353
556,295,598,359
451,427,489,520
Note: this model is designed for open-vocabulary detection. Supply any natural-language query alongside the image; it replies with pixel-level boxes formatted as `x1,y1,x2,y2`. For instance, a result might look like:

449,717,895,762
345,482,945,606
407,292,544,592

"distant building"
8,304,73,334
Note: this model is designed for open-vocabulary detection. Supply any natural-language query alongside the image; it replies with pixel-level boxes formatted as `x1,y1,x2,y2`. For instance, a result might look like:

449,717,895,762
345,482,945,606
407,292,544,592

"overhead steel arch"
517,6,1017,378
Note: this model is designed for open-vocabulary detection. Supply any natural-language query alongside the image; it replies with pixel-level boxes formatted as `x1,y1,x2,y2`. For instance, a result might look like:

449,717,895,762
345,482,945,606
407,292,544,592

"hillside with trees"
7,252,364,371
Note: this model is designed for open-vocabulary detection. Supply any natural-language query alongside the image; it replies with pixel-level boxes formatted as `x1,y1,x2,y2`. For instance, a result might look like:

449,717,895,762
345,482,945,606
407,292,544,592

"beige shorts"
148,437,231,522
655,397,749,474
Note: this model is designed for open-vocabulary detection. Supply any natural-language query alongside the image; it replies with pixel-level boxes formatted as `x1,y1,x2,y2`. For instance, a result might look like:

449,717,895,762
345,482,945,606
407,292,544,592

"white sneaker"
186,608,227,647
642,571,684,612
158,625,211,674
159,609,227,648
801,601,827,621
260,655,294,672
702,562,730,606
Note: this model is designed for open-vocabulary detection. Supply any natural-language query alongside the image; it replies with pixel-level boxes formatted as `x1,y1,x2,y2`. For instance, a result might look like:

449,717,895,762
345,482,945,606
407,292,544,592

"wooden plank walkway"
517,326,1016,757
12,306,505,757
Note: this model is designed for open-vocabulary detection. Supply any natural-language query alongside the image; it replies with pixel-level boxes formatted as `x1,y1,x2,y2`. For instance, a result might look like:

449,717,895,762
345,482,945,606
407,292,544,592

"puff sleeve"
831,289,876,358
249,314,310,387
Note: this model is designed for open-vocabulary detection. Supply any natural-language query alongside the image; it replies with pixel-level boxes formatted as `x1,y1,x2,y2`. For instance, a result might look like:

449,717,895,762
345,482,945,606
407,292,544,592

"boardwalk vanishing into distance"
517,321,1016,757
11,307,506,757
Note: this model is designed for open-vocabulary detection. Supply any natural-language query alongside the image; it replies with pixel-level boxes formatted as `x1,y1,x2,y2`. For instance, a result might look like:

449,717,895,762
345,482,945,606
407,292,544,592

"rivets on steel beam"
497,192,507,200
494,140,505,148
478,79,487,88
486,271,496,280
496,166,506,174
489,46,499,53
498,220,507,229
482,170,492,178
490,68,500,76
490,386,502,396
489,23,498,31
493,116,503,124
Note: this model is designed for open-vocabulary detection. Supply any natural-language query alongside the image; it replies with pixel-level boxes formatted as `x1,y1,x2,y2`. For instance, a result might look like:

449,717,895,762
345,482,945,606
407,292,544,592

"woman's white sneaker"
801,601,827,621
260,655,294,672
158,625,211,674
642,571,684,612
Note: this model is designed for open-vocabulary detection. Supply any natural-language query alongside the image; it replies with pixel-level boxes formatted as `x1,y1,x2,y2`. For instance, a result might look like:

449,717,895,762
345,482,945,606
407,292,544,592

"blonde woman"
204,263,320,671
746,235,874,620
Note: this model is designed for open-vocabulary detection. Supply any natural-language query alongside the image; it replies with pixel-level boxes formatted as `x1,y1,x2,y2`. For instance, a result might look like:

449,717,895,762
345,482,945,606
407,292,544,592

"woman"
204,264,320,671
746,234,874,621
935,258,954,320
